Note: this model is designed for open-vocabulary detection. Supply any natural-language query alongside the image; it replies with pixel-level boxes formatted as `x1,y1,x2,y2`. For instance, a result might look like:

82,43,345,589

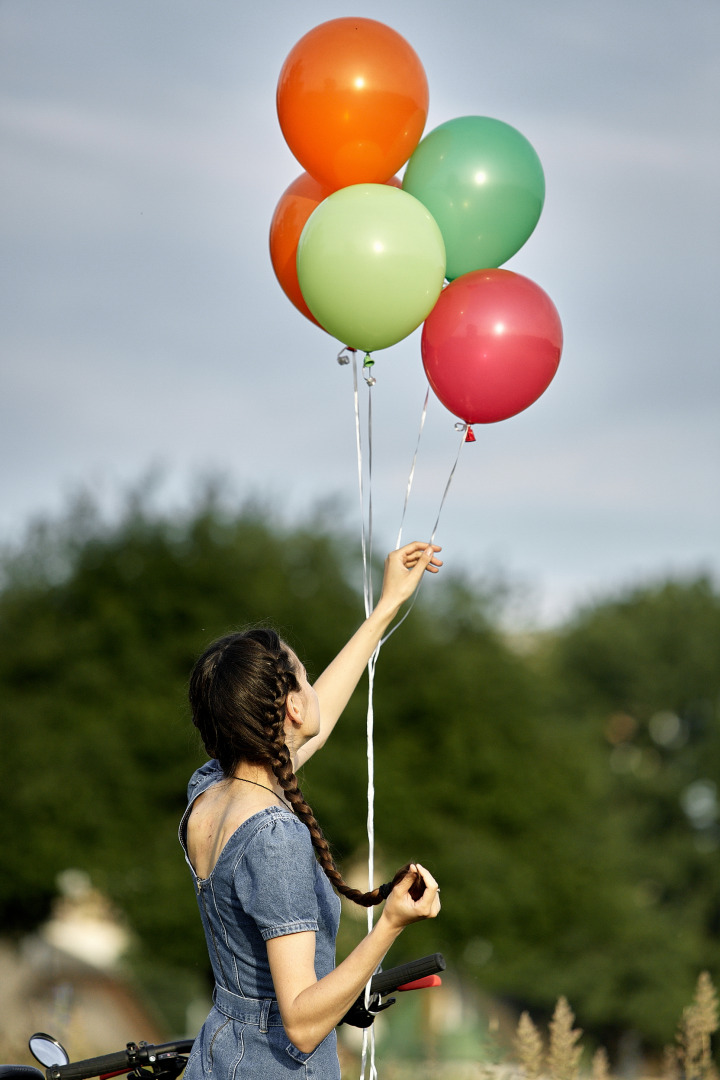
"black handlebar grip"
48,1050,135,1080
46,1041,195,1080
369,952,445,997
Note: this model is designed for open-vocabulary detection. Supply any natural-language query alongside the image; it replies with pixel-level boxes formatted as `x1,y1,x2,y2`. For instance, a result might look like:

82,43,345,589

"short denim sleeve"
186,759,223,801
240,814,319,941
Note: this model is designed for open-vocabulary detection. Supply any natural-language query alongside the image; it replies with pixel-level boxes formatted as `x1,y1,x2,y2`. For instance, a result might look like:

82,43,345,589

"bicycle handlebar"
46,1041,194,1080
42,955,446,1077
341,952,446,1028
368,953,445,997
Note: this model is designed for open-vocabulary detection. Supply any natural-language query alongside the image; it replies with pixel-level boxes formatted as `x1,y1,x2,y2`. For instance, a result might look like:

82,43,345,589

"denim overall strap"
213,984,284,1031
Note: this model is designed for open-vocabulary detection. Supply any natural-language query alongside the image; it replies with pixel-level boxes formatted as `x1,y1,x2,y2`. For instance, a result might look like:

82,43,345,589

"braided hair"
189,628,416,907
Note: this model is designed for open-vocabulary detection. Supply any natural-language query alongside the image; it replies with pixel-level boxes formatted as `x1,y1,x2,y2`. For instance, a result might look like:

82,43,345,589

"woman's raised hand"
297,544,442,769
377,542,443,616
381,863,441,929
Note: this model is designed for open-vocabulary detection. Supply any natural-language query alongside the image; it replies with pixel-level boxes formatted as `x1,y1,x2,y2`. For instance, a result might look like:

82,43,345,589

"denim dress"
179,762,342,1079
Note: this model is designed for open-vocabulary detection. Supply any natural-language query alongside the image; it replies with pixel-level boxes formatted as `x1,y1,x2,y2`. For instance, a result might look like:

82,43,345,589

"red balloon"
277,18,428,188
421,269,562,424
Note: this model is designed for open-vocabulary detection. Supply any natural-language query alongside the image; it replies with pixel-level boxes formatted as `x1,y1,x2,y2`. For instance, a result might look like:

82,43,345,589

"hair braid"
189,627,422,907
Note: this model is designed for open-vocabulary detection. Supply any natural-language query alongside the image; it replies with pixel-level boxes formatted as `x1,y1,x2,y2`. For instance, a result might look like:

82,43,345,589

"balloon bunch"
270,16,563,428
271,17,445,353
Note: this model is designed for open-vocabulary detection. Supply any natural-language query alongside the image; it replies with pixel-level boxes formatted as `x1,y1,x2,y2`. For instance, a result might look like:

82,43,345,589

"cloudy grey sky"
2,0,718,625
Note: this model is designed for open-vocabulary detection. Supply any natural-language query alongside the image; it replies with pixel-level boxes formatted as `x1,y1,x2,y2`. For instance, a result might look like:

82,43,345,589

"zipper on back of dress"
197,878,230,988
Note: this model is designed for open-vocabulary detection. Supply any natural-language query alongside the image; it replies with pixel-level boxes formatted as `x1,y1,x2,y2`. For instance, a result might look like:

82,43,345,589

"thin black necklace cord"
231,775,292,810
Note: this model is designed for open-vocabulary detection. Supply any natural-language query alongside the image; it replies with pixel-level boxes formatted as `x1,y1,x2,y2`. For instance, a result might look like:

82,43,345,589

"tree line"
1,487,718,1049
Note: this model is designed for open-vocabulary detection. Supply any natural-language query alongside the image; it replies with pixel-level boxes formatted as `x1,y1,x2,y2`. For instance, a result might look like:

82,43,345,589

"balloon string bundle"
395,385,430,551
343,349,469,1080
344,347,380,1079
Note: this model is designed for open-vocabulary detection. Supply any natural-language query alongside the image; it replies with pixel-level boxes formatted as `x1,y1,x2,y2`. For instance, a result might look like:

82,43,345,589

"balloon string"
430,422,469,542
394,385,430,551
362,644,380,1080
366,372,375,612
349,351,380,1080
379,420,469,649
350,352,373,618
346,359,468,1080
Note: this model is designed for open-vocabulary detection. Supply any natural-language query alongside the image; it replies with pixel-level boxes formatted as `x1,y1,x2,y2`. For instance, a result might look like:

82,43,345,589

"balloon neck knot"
455,422,476,442
337,346,356,367
363,353,376,386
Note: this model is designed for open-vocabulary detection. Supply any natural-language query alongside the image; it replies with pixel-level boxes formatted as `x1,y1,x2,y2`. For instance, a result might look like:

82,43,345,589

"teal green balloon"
402,116,545,279
296,183,446,353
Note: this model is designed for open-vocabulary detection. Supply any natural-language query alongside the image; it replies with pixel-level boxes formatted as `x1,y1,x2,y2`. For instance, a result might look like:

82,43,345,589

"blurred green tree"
0,486,363,978
544,577,720,1042
0,489,717,1047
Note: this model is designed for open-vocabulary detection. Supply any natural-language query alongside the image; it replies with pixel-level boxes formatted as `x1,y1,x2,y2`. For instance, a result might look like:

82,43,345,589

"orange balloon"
277,18,428,189
269,172,336,327
269,173,404,326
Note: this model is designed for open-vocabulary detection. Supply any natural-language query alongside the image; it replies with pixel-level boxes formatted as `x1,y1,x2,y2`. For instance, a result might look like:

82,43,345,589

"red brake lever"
397,974,443,991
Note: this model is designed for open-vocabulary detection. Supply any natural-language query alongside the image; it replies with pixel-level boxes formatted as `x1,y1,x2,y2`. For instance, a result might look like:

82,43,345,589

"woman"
179,541,443,1078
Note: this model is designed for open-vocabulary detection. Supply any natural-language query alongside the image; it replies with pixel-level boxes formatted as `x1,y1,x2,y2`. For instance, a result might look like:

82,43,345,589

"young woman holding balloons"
180,541,443,1079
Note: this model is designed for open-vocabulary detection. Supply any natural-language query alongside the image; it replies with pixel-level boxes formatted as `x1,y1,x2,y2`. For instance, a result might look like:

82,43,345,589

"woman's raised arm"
294,541,442,768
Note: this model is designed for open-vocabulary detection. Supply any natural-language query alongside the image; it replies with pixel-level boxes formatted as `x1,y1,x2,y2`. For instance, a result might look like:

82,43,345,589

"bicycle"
1,954,445,1080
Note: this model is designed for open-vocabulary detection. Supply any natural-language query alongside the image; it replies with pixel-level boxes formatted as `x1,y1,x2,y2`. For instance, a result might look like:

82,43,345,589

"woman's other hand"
381,863,441,929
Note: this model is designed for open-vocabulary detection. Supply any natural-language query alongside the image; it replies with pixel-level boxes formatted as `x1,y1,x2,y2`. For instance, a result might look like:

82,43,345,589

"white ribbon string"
395,385,430,551
346,353,470,1080
379,415,469,650
350,351,379,1080
429,422,469,543
350,352,373,619
362,644,380,1080
366,375,375,612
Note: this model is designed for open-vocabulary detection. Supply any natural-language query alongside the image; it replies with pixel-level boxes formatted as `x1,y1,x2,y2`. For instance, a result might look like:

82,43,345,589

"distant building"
0,870,164,1067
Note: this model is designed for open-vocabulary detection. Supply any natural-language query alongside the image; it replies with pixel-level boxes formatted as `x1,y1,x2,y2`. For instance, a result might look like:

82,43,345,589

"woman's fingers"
378,543,443,612
408,863,441,917
414,862,438,889
382,863,441,927
398,542,443,573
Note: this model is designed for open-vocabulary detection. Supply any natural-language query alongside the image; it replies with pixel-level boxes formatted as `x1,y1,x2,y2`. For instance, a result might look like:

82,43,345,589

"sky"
2,0,718,627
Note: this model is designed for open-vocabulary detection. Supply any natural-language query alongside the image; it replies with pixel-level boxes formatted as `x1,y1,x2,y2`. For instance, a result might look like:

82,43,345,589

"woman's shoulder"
244,806,308,843
186,759,224,801
236,807,313,866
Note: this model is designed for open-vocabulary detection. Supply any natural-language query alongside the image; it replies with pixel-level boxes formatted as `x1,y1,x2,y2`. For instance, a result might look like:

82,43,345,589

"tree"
545,577,720,1042
1,487,716,1046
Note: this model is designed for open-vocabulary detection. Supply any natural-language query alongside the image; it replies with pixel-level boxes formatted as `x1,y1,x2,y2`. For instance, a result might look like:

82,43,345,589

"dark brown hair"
189,628,417,907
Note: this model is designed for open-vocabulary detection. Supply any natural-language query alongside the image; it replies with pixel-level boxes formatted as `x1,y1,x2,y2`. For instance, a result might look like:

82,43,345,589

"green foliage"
0,488,361,979
544,579,720,1041
0,488,718,1048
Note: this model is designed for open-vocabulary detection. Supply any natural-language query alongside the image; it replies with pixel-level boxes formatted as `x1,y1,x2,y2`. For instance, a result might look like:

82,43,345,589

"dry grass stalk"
515,1011,544,1079
662,1042,681,1080
676,972,719,1080
591,1046,610,1080
547,997,583,1080
694,973,719,1045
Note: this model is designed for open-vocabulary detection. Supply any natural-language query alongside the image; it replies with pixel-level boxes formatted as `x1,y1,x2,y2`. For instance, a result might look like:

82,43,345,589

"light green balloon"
296,184,446,353
403,116,545,279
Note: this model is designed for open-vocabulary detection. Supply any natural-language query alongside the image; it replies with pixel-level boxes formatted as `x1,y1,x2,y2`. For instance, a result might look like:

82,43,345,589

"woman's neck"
230,764,291,810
